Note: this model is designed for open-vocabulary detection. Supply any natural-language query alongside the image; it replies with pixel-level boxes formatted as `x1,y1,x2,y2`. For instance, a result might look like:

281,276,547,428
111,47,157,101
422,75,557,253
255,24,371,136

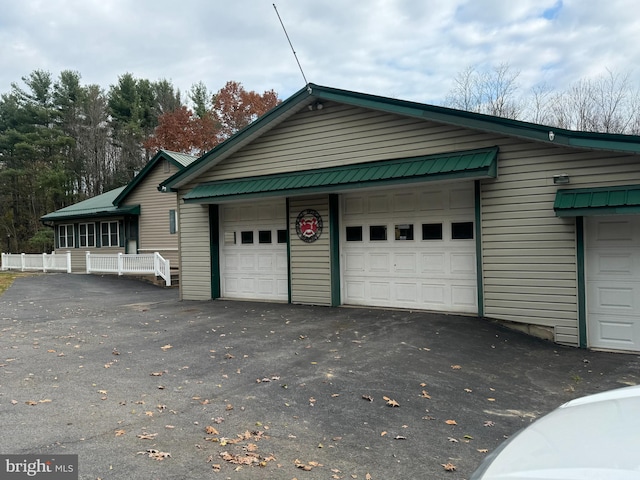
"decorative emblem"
295,209,323,243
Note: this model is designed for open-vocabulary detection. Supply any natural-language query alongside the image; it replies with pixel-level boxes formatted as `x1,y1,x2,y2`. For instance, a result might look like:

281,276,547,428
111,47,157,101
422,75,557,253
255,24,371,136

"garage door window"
452,222,474,239
277,229,288,243
370,225,387,241
259,230,272,244
241,231,254,244
346,226,363,242
395,224,414,240
422,223,443,240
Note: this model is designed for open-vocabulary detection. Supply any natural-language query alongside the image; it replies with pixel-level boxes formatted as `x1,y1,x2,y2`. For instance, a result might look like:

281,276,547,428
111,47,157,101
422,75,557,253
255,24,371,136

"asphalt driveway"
1,274,639,479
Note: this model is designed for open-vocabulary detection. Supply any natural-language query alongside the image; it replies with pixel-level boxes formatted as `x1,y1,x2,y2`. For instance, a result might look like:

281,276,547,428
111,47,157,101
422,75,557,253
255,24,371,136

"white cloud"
1,0,638,106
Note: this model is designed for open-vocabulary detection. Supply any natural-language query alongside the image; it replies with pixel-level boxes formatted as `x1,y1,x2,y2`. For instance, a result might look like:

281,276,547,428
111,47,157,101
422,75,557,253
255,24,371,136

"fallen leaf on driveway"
383,396,399,407
114,429,126,436
136,433,158,440
441,462,456,471
160,344,172,351
451,365,462,370
362,395,374,402
445,419,457,425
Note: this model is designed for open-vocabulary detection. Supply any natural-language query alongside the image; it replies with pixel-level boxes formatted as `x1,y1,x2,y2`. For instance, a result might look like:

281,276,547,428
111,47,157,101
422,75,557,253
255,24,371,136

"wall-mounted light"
549,131,555,141
553,173,570,185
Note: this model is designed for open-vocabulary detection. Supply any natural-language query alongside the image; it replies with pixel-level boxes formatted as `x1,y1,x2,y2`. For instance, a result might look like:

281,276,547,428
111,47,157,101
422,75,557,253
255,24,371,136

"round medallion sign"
295,209,323,243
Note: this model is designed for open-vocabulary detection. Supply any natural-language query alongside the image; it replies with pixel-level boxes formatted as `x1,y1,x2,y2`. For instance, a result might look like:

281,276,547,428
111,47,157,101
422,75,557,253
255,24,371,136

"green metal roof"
161,83,640,192
41,187,140,222
554,185,640,217
114,149,197,205
183,147,498,203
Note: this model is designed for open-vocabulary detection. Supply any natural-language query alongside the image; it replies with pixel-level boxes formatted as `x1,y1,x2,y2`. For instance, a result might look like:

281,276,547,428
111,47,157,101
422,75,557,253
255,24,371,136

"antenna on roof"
273,4,310,88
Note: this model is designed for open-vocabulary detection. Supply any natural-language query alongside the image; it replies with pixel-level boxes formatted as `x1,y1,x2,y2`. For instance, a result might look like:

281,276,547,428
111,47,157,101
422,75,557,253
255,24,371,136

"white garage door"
341,184,477,313
587,215,640,351
220,200,288,301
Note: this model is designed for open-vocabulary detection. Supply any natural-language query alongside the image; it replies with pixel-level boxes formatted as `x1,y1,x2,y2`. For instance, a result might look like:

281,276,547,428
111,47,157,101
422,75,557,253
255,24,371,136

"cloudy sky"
1,0,637,105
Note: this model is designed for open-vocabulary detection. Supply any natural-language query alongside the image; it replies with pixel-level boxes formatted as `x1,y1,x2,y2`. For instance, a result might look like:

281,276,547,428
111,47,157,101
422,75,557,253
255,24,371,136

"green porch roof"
554,185,640,217
183,147,498,203
41,187,140,222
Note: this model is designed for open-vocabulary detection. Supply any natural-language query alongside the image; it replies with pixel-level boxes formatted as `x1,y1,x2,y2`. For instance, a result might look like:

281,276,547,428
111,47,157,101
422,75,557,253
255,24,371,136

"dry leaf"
421,390,431,399
478,448,489,453
137,433,158,440
383,396,400,407
445,419,458,425
484,420,495,427
362,395,374,402
161,344,173,351
442,462,456,471
114,429,126,436
150,372,163,376
451,365,462,370
487,398,496,402
381,431,388,436
205,426,219,435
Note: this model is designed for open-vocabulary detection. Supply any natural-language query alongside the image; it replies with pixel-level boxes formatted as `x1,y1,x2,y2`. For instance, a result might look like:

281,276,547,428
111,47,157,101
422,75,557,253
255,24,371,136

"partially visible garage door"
341,183,477,313
586,215,640,351
220,200,288,301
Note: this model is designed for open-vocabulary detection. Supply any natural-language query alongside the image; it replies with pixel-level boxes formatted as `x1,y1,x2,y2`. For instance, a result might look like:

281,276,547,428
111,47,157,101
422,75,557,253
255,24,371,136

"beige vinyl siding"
124,162,181,266
193,102,505,183
289,196,331,306
177,200,211,300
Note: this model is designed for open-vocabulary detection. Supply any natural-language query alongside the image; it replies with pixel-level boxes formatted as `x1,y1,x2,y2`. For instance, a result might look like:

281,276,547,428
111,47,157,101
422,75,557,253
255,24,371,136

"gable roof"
114,149,197,205
41,187,140,222
160,83,640,191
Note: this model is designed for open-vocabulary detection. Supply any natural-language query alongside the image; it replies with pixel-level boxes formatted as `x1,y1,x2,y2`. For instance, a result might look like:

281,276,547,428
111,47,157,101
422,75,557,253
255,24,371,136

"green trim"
115,150,196,205
161,83,640,192
554,184,640,217
329,194,341,307
209,205,221,299
286,197,292,304
474,180,484,317
576,216,587,348
183,147,498,203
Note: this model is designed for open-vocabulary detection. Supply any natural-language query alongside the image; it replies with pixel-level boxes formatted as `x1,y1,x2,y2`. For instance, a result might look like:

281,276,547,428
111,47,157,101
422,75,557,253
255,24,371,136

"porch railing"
1,252,72,273
86,252,171,286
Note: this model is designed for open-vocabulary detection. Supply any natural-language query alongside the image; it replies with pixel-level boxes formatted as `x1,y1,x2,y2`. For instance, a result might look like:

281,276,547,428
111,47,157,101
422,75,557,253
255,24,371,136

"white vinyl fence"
86,252,171,286
1,252,72,273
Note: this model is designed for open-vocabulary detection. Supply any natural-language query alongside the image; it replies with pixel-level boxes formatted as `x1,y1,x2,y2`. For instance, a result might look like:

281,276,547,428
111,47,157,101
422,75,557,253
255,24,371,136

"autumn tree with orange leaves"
144,81,280,155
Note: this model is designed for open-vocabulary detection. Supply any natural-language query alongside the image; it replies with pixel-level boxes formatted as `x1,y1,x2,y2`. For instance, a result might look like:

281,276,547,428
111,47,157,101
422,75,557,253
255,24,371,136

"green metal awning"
183,147,498,203
554,184,640,217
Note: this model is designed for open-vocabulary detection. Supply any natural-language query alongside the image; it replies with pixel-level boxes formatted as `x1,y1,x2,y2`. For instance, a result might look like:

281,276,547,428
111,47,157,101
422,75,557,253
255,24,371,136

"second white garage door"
220,200,288,301
586,215,640,351
341,184,477,313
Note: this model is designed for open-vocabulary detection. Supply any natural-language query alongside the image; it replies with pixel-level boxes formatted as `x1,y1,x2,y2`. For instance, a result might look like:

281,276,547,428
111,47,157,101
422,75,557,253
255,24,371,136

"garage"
219,200,288,301
586,215,640,351
341,183,478,313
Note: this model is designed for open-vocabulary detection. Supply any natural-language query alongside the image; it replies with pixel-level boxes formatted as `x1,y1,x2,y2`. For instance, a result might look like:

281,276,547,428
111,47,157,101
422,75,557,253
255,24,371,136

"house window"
241,231,254,244
422,223,443,240
346,226,363,242
452,222,474,240
169,210,177,234
369,225,387,241
58,224,74,248
259,230,272,244
79,223,96,247
277,229,288,243
101,221,120,247
395,224,414,240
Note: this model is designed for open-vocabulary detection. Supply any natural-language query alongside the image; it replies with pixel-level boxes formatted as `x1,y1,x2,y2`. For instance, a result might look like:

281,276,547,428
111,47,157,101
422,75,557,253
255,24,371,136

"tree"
212,81,280,142
445,63,522,119
143,105,218,155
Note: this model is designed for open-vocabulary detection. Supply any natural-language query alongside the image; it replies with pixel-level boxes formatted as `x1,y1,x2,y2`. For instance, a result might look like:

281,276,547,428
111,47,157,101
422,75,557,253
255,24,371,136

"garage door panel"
452,284,478,308
396,283,418,302
370,282,391,301
587,215,640,351
422,284,446,305
369,253,390,271
345,253,365,271
395,253,417,273
451,252,476,274
422,253,446,273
